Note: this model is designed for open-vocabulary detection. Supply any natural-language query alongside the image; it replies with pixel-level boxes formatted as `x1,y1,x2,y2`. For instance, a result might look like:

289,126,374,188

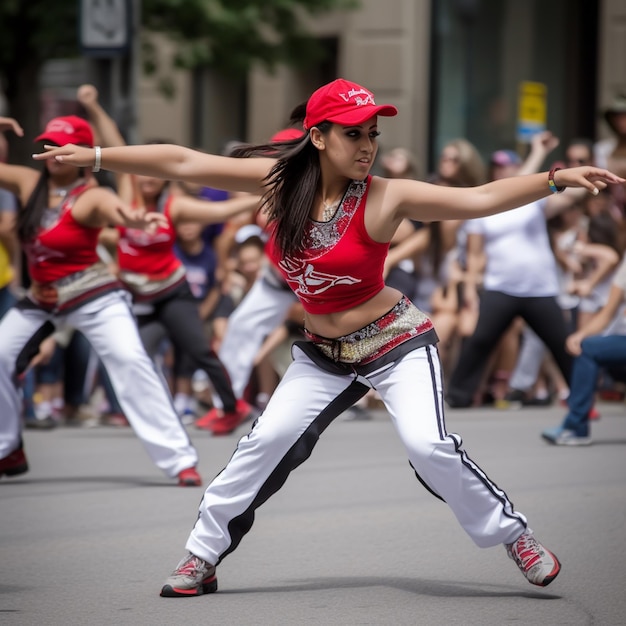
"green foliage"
0,0,357,117
0,0,79,71
142,0,358,78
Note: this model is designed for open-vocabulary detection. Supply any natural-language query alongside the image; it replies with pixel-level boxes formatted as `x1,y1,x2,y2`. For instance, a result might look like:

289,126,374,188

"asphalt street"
1,401,625,626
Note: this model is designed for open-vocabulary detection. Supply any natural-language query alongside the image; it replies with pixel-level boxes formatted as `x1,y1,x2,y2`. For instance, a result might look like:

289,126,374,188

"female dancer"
0,115,202,486
35,78,624,595
78,84,258,433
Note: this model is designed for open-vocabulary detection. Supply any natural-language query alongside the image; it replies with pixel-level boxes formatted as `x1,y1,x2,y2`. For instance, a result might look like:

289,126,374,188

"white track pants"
217,277,297,401
186,344,528,564
0,291,197,477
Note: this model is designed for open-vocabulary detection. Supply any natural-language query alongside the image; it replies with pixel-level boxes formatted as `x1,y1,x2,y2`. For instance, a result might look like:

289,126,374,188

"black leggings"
446,290,572,407
137,283,237,412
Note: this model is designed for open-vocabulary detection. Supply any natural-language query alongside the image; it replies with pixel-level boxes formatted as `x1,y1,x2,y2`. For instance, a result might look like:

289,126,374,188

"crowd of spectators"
1,88,625,436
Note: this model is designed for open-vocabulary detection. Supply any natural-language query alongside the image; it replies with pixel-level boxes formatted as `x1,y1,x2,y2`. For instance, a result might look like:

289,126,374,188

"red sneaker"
178,467,202,487
0,445,29,478
205,399,254,436
194,408,221,431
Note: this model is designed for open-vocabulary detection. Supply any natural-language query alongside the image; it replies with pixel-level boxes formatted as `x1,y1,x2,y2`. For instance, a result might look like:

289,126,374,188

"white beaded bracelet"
92,145,102,173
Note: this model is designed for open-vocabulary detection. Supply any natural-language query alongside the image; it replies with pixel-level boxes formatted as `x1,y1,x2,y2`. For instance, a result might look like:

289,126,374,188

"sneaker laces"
173,554,207,577
508,532,543,573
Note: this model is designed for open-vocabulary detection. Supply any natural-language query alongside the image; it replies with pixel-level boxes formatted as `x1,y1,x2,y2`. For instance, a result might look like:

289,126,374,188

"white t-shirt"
599,255,626,335
464,199,559,297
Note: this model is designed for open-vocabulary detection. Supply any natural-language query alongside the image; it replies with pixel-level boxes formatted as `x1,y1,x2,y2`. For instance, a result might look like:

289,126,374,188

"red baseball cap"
34,115,94,147
303,78,398,131
270,128,305,143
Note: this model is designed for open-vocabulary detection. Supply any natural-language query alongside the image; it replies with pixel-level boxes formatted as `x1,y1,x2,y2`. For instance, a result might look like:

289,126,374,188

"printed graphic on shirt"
118,229,172,255
276,179,367,303
23,240,66,265
278,258,359,302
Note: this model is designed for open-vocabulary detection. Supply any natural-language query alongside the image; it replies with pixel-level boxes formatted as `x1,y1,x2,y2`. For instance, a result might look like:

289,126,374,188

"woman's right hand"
33,143,96,169
0,116,24,137
565,331,585,356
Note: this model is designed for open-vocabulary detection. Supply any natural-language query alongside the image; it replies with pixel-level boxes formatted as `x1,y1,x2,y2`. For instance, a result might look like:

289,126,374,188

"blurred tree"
0,0,356,164
142,0,356,94
0,1,79,164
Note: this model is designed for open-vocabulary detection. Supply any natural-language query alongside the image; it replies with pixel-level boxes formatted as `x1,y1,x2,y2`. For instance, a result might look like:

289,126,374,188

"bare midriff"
303,285,404,338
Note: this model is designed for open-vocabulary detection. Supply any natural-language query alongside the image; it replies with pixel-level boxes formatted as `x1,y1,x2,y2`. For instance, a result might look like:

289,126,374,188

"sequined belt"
304,296,434,364
119,264,187,301
30,262,121,312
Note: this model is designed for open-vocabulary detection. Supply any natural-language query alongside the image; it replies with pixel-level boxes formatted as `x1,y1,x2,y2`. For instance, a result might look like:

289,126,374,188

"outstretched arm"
385,167,624,224
72,186,167,230
169,188,261,226
33,142,274,196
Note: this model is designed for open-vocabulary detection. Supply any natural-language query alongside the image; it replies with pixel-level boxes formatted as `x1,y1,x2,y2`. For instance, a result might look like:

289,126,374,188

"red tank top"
266,176,389,314
117,195,181,279
23,184,101,283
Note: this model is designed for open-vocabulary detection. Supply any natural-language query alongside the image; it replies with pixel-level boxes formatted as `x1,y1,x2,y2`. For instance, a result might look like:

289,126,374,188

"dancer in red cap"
35,78,624,596
0,114,204,486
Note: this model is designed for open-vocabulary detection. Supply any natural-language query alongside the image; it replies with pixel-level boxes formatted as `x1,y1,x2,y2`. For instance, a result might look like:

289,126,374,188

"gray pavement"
1,401,625,626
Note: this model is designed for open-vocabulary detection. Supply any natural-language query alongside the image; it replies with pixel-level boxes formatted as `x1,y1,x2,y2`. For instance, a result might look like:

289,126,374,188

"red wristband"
548,167,565,194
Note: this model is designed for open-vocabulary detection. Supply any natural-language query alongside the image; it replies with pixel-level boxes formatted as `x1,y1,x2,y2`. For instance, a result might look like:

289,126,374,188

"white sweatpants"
0,291,197,477
186,343,527,564
216,277,297,401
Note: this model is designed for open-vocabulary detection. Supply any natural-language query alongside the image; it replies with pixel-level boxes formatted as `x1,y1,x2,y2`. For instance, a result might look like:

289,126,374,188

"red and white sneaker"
195,399,253,435
506,530,561,586
177,467,202,487
0,444,29,478
160,553,218,597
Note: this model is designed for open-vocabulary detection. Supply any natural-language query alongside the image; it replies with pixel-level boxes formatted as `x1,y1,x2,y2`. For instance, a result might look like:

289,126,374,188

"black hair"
18,169,49,241
230,102,329,258
18,164,89,241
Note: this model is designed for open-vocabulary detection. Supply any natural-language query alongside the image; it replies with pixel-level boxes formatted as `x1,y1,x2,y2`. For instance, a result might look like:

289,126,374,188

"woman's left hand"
553,166,625,195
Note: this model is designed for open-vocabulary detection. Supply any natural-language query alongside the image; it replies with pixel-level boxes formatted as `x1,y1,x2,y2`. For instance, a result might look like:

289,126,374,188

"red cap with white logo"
303,78,397,131
34,115,94,147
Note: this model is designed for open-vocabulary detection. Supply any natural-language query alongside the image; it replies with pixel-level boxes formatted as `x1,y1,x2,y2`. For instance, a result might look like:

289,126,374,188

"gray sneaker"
160,553,217,597
542,426,592,446
506,531,561,586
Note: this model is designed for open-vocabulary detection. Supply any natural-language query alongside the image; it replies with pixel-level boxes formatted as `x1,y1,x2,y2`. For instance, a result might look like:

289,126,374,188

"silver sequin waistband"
304,296,434,364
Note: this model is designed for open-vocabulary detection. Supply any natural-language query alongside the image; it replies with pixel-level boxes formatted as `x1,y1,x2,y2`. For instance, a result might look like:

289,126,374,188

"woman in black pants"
446,134,583,408
446,290,573,407
79,84,260,433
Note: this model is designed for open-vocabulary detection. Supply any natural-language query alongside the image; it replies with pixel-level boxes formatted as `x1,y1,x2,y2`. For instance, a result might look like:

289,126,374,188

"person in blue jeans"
542,252,626,445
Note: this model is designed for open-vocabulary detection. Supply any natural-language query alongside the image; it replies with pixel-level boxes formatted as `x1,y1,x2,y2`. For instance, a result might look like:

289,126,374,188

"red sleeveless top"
266,176,389,314
117,195,181,279
23,184,100,283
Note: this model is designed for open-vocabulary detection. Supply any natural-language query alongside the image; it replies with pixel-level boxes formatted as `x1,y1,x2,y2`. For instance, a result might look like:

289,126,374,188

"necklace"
321,195,342,221
49,178,85,199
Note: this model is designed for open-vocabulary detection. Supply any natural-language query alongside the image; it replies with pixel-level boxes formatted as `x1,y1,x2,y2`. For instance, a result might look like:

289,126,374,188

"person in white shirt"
446,134,584,408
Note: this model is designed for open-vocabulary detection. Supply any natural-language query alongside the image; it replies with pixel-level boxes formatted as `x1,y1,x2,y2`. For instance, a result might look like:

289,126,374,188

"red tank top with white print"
117,195,181,279
265,176,389,314
23,184,100,283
